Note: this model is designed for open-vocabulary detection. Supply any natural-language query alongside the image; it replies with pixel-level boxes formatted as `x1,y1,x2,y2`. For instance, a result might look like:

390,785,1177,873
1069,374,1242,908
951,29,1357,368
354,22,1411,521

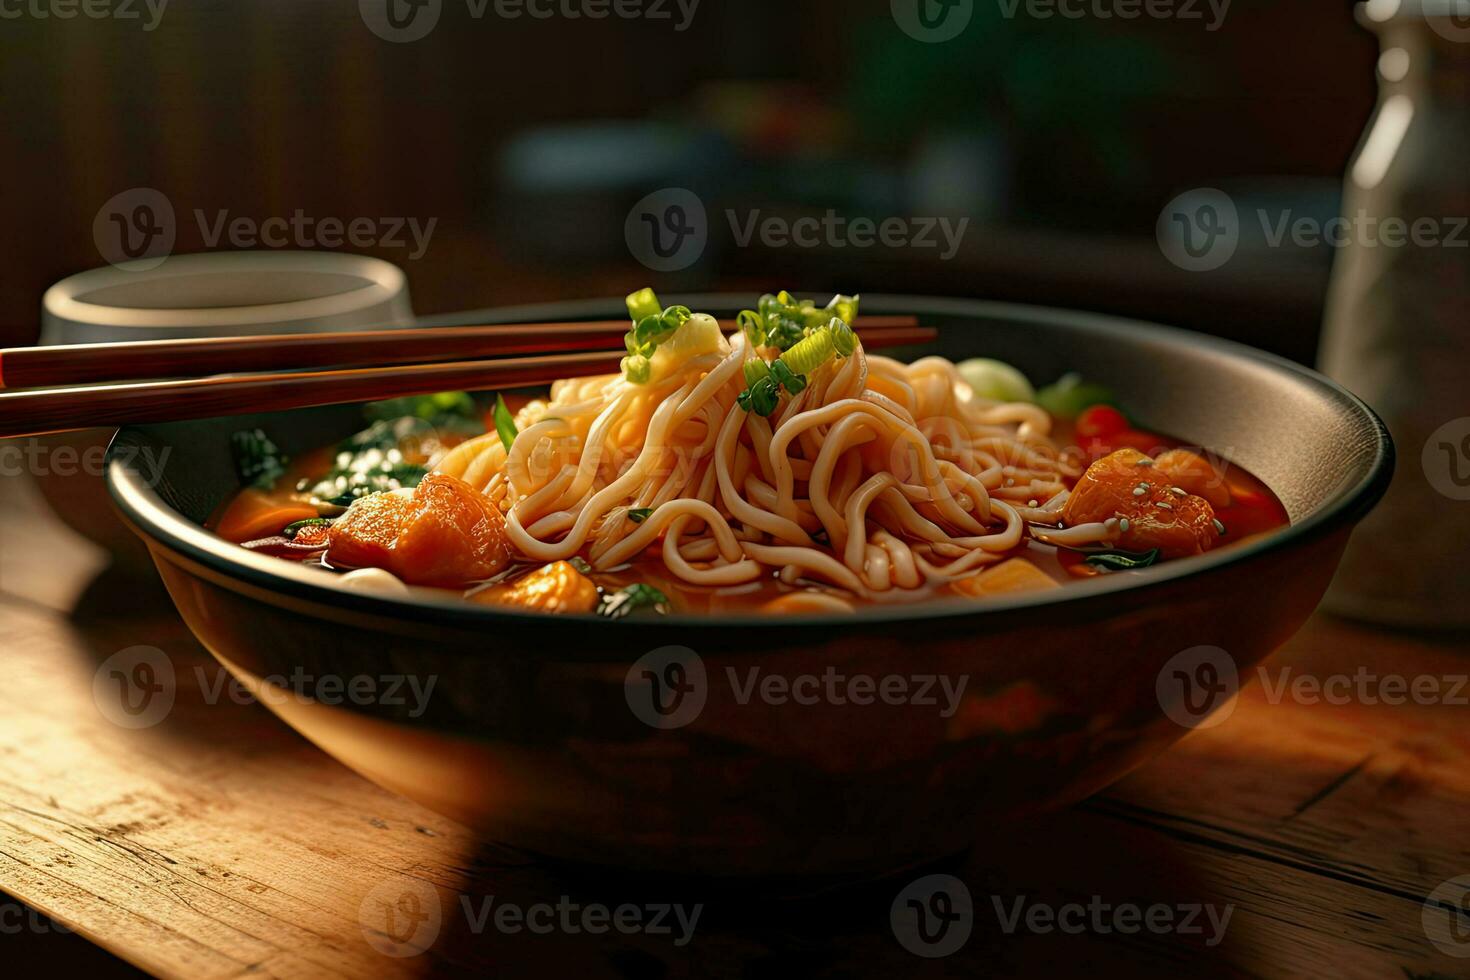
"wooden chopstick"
0,325,936,439
0,316,922,389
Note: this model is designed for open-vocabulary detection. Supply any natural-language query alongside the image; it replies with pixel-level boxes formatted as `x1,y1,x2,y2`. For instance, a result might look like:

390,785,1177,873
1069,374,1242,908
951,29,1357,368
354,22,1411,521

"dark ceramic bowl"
106,296,1393,878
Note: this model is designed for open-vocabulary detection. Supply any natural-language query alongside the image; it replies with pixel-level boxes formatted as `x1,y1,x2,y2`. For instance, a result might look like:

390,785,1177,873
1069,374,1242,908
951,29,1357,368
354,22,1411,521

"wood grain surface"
1,470,1467,979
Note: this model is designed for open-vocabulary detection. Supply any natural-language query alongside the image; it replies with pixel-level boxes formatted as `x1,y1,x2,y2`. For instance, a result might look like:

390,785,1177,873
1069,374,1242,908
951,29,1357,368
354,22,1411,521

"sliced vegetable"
493,394,519,452
957,359,1036,404
626,287,662,323
283,517,333,538
627,507,655,524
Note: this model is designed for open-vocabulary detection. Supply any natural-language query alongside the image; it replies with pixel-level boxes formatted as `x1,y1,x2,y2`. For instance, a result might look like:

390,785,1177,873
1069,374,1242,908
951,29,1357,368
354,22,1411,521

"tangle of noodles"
434,330,1090,603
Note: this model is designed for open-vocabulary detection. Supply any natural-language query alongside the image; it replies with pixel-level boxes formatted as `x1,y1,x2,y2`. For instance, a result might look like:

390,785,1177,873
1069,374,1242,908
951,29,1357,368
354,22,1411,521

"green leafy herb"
627,507,655,524
493,394,519,452
231,429,288,491
1083,549,1161,571
283,517,333,538
597,583,669,620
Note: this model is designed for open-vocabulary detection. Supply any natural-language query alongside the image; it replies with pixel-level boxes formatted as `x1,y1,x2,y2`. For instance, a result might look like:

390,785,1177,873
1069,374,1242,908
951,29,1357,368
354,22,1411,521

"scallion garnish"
627,507,655,524
597,583,669,619
626,287,662,323
493,394,519,452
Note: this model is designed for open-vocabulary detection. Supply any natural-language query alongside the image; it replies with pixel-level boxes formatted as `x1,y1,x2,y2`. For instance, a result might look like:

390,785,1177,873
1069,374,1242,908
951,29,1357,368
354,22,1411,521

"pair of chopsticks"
0,317,934,439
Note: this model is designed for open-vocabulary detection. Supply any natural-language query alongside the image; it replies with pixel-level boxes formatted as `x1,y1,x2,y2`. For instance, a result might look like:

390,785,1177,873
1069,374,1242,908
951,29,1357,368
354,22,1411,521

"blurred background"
1,0,1379,364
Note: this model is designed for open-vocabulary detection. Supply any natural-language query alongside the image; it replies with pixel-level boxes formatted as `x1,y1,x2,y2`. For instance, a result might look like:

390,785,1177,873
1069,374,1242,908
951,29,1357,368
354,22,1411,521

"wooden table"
1,470,1467,979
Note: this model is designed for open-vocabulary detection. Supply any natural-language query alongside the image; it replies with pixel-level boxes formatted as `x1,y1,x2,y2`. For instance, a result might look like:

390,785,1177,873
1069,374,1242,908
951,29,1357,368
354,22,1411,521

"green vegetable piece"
598,583,669,619
1084,549,1161,571
737,310,766,347
627,507,655,524
622,354,651,385
958,359,1037,404
364,391,478,426
743,358,771,387
768,359,806,395
283,517,333,538
826,293,860,326
568,556,594,575
626,287,662,323
1037,373,1118,420
737,376,780,416
493,394,519,452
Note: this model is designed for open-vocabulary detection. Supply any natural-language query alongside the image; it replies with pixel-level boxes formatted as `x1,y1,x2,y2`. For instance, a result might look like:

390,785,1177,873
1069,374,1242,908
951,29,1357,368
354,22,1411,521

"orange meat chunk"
1062,448,1221,560
325,473,515,587
470,561,599,614
1153,449,1232,509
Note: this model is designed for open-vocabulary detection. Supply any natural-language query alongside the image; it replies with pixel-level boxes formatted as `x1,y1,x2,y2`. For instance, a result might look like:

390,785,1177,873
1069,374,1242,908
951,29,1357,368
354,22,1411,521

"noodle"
435,322,1085,603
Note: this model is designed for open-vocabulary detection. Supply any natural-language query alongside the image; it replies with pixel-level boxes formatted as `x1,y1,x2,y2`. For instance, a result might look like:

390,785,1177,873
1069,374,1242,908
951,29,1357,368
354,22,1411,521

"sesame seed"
1156,501,1174,511
1028,499,1039,508
1135,458,1154,467
1132,486,1147,497
1213,519,1226,535
1119,519,1131,532
1170,487,1187,498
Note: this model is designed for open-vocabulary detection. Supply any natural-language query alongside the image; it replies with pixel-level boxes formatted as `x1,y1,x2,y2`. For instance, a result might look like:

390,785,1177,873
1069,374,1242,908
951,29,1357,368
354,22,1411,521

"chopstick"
0,325,936,439
0,316,922,389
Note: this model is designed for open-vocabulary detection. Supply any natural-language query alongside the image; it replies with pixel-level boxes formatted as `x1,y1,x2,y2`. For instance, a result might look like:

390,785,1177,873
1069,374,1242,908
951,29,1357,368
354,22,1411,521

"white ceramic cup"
30,251,415,567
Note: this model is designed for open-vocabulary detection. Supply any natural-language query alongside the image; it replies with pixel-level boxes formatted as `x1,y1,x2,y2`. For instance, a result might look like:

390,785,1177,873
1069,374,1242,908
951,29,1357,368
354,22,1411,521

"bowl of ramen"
106,291,1392,878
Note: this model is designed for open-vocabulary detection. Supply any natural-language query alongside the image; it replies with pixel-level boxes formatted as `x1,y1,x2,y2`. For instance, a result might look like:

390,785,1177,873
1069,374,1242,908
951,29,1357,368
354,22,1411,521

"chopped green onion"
1084,549,1161,571
626,287,661,323
743,358,771,387
768,359,807,395
493,394,519,452
627,507,655,524
826,293,860,326
621,354,651,385
737,376,780,416
781,322,839,376
829,317,857,357
568,556,594,575
283,517,333,538
737,310,766,347
597,583,669,619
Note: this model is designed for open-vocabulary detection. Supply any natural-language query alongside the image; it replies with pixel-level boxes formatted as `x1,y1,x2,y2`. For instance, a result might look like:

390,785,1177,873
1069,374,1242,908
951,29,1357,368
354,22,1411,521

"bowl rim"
106,294,1395,632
